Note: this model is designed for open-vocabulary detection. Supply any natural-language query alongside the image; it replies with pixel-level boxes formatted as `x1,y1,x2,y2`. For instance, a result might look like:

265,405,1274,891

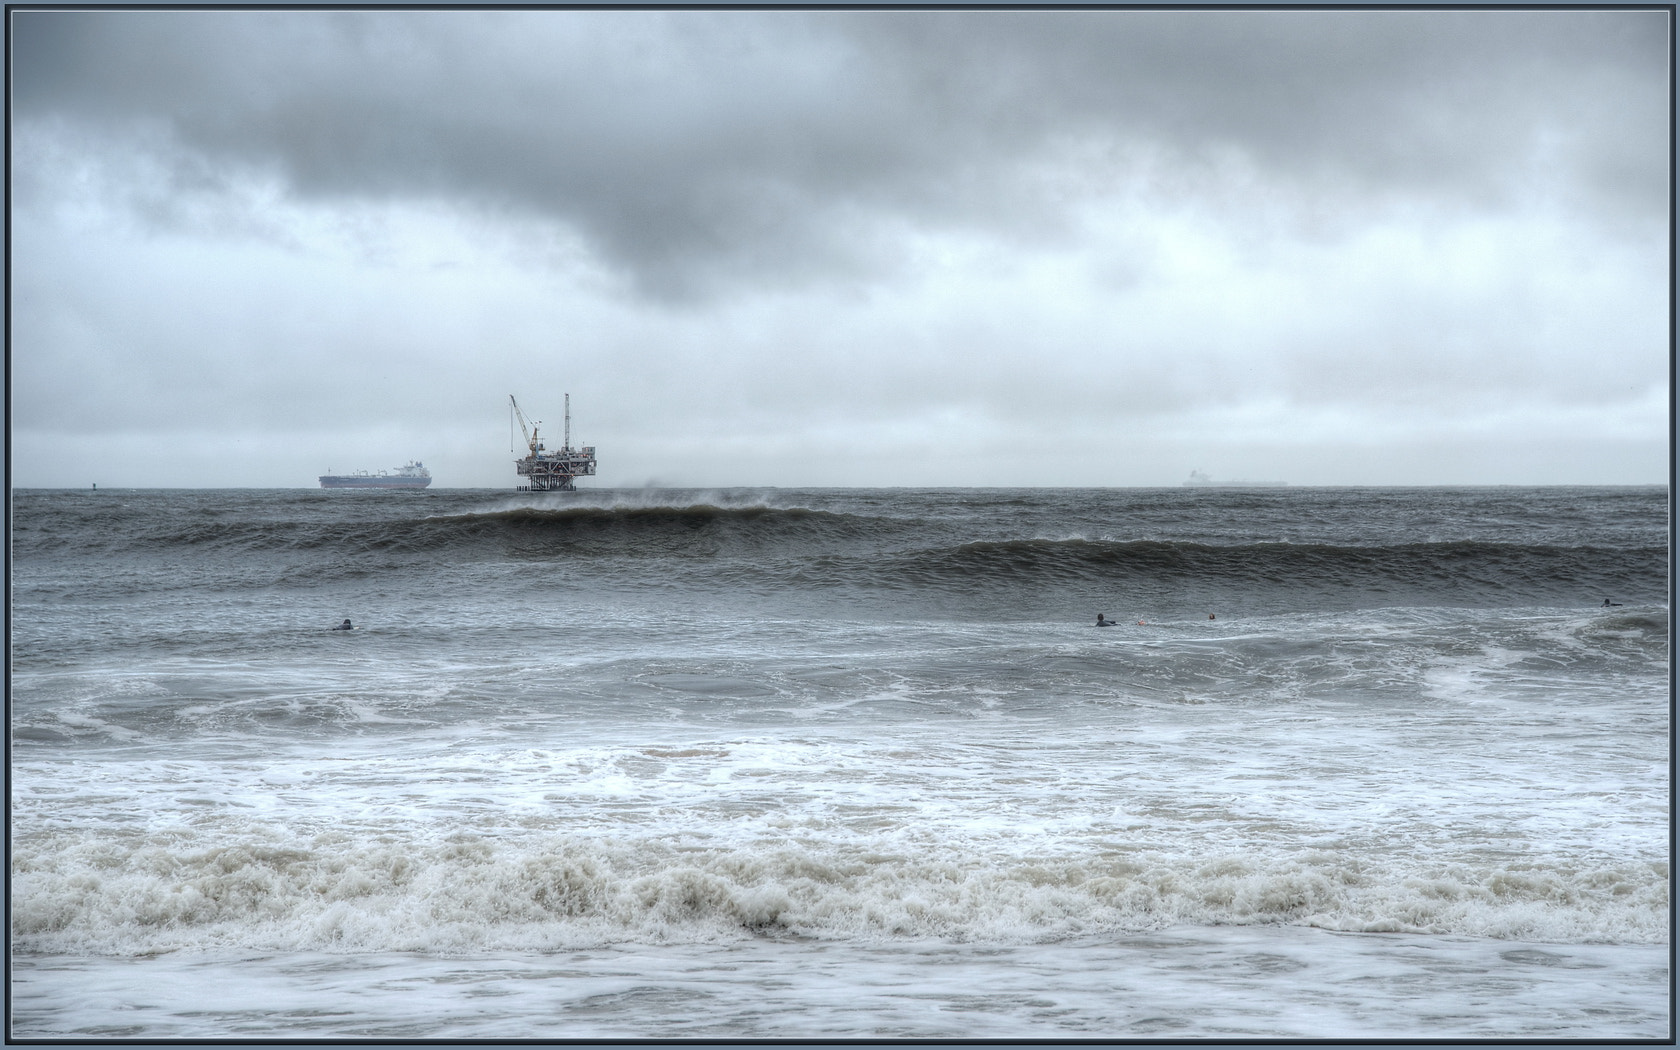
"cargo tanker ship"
319,461,433,489
1183,470,1285,489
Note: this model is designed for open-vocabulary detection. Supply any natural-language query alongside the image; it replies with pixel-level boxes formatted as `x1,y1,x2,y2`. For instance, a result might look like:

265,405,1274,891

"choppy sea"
8,485,1671,1039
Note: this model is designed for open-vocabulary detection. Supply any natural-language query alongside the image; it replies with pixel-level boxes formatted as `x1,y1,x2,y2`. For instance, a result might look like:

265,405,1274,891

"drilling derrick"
510,394,597,491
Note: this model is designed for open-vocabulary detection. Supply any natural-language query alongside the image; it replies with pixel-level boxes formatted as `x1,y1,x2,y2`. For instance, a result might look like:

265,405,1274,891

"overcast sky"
9,8,1671,488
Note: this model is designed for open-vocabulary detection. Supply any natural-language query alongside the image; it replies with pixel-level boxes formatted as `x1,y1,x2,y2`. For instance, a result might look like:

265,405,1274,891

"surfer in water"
332,618,354,630
1602,599,1622,607
1096,614,1116,627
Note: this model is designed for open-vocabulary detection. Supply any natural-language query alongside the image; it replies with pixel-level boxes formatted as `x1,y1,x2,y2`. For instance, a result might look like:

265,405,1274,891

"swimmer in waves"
1095,614,1117,627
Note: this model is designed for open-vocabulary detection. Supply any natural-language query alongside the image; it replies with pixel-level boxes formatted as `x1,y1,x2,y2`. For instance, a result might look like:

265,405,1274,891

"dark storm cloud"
11,9,1667,302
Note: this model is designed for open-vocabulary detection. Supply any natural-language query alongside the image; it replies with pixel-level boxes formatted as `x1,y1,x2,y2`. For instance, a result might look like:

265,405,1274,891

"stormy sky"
9,9,1671,488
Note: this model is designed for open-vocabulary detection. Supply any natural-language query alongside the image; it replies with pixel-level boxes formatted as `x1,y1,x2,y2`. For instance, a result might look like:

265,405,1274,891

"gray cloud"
13,10,1667,301
8,9,1669,487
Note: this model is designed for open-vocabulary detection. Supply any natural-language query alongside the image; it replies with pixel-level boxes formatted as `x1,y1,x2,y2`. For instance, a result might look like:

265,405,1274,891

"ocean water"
9,485,1671,1039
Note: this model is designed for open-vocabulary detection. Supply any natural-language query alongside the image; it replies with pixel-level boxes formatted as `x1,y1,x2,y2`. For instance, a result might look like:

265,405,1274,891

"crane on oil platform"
509,394,596,491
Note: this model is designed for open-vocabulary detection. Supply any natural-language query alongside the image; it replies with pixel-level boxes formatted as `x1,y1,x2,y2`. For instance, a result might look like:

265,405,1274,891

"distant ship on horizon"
319,461,432,489
1183,470,1286,489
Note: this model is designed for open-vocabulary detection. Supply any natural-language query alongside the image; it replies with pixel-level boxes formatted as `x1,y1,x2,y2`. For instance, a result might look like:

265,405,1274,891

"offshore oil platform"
510,394,596,491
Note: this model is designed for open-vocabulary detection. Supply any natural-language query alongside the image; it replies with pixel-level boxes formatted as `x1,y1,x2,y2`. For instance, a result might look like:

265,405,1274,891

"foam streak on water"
12,932,1667,1039
8,486,1670,1038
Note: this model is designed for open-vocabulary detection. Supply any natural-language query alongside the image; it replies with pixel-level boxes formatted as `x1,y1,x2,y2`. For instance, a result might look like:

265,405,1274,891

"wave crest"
12,831,1667,955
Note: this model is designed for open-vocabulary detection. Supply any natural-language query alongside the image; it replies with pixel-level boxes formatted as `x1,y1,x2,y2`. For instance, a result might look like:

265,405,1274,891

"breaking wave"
883,538,1664,598
12,830,1668,956
25,502,1660,612
41,504,911,559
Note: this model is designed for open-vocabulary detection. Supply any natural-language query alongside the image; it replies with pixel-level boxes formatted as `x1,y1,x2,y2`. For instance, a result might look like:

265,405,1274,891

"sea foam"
12,827,1668,956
